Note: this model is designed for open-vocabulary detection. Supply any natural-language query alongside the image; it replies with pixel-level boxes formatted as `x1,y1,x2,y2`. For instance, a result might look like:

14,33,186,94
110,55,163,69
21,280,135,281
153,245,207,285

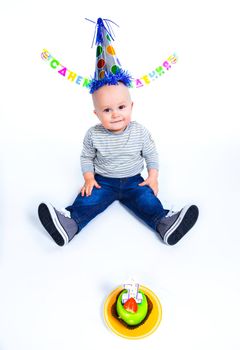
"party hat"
87,18,132,94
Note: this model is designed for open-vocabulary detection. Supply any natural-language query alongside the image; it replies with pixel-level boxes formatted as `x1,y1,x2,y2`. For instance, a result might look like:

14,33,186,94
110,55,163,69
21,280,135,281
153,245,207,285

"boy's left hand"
138,176,159,196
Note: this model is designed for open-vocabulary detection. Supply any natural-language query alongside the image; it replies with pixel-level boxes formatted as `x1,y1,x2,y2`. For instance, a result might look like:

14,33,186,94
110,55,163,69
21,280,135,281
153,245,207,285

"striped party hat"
87,18,132,94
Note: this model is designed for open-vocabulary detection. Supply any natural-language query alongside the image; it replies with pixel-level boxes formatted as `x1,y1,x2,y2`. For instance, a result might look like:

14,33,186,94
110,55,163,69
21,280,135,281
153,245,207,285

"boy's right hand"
81,172,101,197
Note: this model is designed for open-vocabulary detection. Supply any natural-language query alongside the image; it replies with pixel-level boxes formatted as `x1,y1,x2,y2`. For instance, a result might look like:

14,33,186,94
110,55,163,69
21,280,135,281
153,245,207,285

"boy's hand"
138,169,159,196
81,172,101,197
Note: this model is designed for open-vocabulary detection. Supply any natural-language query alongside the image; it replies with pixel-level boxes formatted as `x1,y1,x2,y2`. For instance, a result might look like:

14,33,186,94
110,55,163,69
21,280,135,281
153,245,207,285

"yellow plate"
103,285,162,339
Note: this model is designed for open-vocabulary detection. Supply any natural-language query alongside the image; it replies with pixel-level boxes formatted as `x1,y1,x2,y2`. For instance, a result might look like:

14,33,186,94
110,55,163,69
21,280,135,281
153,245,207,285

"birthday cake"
115,288,151,327
104,280,162,339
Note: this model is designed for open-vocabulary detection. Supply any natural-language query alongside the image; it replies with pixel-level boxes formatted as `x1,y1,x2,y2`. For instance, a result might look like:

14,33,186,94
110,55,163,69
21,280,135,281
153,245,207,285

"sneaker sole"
38,203,69,246
164,205,199,245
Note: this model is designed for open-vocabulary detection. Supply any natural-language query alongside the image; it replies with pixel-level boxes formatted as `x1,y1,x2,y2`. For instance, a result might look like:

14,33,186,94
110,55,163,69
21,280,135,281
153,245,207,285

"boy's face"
92,83,133,134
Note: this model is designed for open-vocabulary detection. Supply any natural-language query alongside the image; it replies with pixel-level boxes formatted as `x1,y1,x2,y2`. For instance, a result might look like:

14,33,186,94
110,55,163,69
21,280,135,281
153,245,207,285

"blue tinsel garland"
89,69,132,94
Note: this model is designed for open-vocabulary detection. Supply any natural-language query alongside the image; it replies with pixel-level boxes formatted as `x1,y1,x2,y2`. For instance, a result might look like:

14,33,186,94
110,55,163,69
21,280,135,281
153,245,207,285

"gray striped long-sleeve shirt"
81,121,159,178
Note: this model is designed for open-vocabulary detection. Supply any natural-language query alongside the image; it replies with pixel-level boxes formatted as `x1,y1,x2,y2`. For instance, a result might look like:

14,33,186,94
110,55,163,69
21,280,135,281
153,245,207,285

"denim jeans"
66,174,167,233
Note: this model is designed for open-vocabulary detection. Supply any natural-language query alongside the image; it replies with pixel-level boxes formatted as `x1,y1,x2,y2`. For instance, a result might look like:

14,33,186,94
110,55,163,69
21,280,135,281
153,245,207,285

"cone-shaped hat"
89,18,132,94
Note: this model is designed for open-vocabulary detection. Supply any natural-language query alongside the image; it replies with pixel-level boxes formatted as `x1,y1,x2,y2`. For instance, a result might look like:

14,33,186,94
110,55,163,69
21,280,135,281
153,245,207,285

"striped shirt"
81,121,159,178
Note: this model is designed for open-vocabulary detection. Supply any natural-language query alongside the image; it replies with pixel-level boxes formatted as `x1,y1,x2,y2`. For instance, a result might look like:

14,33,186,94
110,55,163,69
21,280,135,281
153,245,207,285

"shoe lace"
59,208,71,218
165,206,175,217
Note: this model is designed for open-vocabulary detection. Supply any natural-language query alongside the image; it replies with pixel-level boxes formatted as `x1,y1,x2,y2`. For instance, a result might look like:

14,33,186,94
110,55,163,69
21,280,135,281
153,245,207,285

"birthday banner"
41,49,177,89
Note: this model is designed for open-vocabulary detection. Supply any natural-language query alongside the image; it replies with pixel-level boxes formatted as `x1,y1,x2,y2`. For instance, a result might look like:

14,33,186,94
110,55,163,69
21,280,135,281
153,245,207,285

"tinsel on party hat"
87,18,132,94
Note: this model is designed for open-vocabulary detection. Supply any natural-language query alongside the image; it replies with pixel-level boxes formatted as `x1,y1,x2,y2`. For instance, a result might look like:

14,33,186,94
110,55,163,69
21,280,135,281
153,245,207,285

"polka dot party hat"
87,18,132,94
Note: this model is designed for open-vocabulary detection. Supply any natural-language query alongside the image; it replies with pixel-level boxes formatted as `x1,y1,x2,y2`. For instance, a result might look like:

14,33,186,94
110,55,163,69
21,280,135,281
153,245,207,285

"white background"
1,0,240,349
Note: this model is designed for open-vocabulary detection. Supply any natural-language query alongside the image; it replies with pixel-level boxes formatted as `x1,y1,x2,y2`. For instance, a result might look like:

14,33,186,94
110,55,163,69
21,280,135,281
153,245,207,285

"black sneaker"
38,202,78,246
157,205,199,245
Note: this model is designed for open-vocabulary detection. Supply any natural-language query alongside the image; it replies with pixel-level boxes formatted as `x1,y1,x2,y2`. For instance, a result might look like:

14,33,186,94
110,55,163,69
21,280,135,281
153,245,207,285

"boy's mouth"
111,119,123,124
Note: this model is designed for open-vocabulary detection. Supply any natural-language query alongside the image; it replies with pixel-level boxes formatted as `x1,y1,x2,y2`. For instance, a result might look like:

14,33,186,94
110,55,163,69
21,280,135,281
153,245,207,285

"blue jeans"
66,174,167,233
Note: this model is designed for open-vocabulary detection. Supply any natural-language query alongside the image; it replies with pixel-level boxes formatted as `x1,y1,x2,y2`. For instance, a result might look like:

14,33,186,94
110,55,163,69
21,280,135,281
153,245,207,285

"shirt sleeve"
80,129,96,174
141,126,159,171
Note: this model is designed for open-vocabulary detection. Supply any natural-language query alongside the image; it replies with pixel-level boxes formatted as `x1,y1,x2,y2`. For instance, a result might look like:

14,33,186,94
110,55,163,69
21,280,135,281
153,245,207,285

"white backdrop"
1,0,240,349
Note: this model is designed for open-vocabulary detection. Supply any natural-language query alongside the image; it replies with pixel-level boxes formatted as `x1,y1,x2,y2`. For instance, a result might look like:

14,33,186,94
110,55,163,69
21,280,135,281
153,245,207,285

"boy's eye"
104,108,110,113
119,105,126,110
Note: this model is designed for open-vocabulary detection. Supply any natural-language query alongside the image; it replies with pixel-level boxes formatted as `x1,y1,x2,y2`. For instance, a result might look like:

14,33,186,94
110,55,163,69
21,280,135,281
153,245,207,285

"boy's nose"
112,110,119,118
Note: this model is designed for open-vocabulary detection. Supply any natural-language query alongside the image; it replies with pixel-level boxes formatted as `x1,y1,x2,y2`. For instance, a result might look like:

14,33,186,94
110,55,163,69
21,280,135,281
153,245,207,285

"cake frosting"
116,289,148,326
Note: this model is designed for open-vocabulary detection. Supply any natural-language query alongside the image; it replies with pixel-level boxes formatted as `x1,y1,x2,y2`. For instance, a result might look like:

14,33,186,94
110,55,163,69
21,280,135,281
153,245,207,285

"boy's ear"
93,110,97,116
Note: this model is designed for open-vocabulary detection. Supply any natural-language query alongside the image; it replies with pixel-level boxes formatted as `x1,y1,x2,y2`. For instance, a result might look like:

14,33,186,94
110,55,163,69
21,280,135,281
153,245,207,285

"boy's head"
92,82,133,134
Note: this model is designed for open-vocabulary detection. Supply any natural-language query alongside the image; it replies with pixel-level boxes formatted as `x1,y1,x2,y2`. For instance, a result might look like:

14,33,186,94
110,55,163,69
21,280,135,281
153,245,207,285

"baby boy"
38,82,199,246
